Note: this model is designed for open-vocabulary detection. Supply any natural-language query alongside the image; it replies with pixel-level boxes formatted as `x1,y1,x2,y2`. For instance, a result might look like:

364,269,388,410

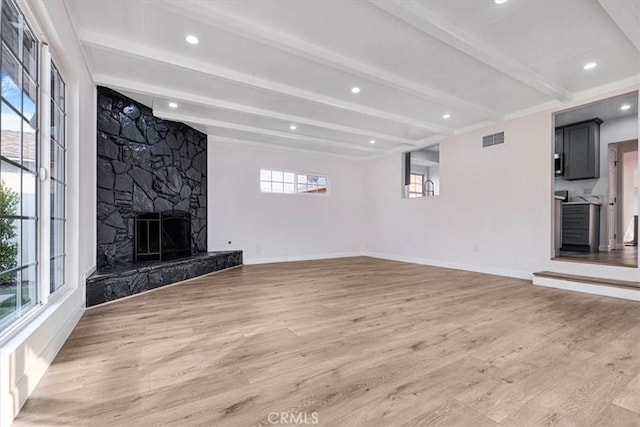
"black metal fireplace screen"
134,210,191,263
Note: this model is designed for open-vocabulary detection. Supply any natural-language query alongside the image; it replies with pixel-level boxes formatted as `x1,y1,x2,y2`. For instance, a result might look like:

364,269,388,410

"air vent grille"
482,131,505,148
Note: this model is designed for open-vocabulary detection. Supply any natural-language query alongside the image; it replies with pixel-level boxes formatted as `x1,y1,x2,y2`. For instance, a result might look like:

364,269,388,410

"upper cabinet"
556,119,602,181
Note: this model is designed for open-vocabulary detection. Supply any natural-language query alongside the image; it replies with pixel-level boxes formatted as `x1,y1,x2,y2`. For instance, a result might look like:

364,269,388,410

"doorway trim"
606,144,618,251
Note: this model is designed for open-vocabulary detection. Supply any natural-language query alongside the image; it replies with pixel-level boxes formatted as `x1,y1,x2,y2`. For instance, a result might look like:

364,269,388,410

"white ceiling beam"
81,30,453,135
597,0,640,51
369,0,573,102
93,74,419,146
154,110,388,154
208,135,369,159
157,0,503,122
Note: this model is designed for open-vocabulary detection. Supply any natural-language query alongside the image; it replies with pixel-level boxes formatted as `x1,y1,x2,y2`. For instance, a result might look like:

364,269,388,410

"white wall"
365,88,640,282
207,140,366,263
602,115,639,146
0,2,95,426
365,111,552,279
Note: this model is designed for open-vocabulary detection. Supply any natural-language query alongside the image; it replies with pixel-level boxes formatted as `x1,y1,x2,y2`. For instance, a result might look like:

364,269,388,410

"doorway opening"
552,92,638,268
402,144,440,199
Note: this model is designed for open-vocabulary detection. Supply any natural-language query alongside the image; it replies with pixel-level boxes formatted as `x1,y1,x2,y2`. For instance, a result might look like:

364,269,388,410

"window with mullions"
50,65,65,293
260,169,329,195
0,0,39,331
408,173,424,198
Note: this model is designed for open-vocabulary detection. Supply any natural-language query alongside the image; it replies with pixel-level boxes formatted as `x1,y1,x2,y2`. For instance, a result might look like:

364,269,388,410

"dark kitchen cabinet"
559,119,602,180
561,203,600,252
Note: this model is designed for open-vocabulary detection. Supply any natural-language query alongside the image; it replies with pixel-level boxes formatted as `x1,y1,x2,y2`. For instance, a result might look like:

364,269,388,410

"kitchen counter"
560,203,600,252
563,201,602,206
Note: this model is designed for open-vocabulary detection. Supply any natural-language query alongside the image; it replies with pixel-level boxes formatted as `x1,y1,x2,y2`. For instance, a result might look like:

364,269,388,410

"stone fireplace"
96,86,207,268
88,87,243,307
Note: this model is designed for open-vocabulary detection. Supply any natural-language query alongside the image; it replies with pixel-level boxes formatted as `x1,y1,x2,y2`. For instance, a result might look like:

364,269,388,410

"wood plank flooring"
13,257,640,426
556,246,638,268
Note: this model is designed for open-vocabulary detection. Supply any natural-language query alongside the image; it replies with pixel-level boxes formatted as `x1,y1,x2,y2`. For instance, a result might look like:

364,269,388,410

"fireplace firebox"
134,211,191,263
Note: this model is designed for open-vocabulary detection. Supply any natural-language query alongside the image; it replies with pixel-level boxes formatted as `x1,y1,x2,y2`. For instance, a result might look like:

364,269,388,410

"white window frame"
0,0,42,334
259,168,330,196
49,61,67,295
0,0,74,338
408,173,424,198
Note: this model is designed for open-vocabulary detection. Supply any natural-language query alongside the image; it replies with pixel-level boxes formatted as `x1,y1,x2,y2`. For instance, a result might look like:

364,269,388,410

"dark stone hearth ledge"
86,251,242,307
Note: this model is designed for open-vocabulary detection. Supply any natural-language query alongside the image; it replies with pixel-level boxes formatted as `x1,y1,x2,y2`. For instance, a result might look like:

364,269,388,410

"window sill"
0,286,79,349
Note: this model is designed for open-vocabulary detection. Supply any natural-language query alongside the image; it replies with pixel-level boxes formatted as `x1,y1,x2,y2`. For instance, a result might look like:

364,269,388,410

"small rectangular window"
408,173,424,198
260,169,328,195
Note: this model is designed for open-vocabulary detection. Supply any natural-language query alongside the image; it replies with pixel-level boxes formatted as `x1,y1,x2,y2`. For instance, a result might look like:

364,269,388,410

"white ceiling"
555,92,638,127
67,0,640,157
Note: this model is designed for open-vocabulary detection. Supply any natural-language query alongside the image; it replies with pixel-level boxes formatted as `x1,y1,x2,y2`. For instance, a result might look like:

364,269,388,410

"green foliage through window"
0,180,18,285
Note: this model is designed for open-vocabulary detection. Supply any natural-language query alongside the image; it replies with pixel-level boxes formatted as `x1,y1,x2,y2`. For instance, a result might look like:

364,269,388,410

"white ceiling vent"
482,131,505,148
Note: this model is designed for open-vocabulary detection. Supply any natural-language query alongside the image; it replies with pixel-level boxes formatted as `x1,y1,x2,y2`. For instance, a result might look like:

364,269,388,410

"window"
50,64,65,293
408,173,424,198
260,169,295,193
260,169,328,195
297,174,327,194
0,0,39,330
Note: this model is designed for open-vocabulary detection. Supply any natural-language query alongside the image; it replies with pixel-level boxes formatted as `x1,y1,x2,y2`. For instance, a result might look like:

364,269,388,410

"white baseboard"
244,252,366,265
533,276,640,302
364,252,532,280
0,288,85,427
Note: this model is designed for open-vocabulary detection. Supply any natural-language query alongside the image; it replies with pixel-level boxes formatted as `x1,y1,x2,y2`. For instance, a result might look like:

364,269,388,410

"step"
532,271,640,302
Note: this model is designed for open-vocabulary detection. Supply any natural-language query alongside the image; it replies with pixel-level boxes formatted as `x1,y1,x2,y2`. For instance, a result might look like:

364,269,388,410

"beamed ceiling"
67,0,640,157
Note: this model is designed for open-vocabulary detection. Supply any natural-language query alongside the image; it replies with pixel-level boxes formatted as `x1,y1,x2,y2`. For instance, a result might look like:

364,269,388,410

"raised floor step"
533,271,640,301
533,271,640,289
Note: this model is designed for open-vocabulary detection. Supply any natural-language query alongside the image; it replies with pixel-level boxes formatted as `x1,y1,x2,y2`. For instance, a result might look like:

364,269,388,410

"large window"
50,65,65,292
260,169,328,195
0,0,39,330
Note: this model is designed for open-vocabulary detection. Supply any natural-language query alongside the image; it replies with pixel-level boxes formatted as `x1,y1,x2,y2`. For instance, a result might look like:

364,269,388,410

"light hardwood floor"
556,246,638,268
14,257,640,426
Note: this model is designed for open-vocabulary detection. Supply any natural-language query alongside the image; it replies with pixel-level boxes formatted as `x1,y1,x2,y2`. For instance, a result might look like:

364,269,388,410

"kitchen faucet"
424,179,435,196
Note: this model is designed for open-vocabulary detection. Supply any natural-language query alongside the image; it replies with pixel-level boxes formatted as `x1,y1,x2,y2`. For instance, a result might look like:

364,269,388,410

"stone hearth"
86,251,242,307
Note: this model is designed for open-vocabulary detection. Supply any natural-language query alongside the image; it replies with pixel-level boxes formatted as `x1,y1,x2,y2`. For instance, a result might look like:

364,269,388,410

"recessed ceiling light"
583,62,597,70
168,102,178,108
621,104,631,111
289,125,297,130
494,0,508,4
442,113,451,119
185,35,199,45
351,87,361,94
369,139,376,144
